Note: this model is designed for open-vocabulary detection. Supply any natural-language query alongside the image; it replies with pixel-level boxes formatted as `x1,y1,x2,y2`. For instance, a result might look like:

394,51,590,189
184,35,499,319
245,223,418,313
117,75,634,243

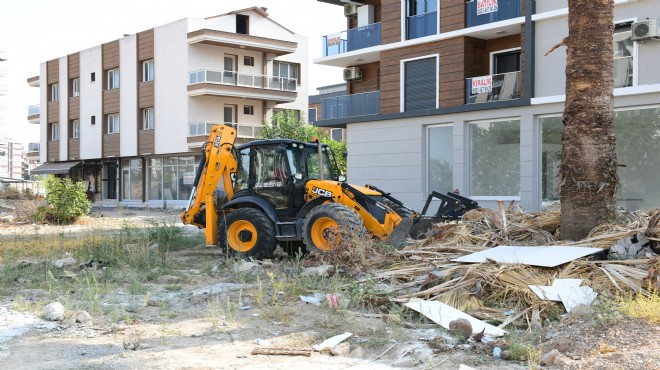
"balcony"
322,23,382,57
188,122,262,142
188,69,297,103
27,143,40,153
466,0,522,28
27,76,40,88
321,91,380,120
27,104,40,123
188,29,297,56
407,11,437,40
466,71,521,104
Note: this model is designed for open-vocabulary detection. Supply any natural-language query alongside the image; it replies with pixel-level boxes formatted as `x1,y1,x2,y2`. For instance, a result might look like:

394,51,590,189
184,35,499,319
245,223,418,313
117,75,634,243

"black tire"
302,203,366,254
218,208,277,259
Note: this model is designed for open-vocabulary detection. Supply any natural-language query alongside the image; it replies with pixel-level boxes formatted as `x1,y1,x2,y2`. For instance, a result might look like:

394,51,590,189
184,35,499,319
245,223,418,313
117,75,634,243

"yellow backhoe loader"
181,124,477,257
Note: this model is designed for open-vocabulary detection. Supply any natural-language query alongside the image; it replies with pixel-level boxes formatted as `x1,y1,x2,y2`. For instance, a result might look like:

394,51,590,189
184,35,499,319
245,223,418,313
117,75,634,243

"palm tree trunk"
560,0,618,240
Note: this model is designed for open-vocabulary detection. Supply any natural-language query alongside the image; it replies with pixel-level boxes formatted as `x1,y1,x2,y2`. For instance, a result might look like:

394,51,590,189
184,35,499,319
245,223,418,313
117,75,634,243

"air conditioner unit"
343,67,362,81
632,19,660,42
344,4,359,17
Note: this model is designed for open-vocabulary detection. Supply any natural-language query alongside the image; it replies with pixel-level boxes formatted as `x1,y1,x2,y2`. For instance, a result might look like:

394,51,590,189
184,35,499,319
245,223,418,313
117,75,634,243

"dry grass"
617,289,660,324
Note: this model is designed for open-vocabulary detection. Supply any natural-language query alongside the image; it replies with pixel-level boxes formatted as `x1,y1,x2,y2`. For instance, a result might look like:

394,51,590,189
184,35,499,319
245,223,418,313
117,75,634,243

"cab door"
249,145,291,211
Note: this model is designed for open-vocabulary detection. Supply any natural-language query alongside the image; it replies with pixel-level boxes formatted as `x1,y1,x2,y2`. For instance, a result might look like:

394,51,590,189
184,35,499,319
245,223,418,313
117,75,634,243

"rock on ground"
44,302,65,321
449,318,473,339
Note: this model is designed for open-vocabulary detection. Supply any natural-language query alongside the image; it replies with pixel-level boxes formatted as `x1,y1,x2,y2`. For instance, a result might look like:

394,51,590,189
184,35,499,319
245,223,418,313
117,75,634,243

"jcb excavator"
181,124,477,257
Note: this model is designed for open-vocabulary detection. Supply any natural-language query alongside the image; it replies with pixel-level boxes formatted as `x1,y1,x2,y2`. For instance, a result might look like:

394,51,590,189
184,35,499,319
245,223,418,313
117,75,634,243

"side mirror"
338,175,346,182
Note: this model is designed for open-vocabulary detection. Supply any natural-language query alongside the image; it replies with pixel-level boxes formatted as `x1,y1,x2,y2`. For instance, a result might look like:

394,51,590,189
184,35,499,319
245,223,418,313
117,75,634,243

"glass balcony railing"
28,105,40,115
614,56,633,88
188,70,297,92
466,71,521,104
322,23,382,57
465,0,522,28
407,11,437,40
188,122,262,138
321,91,380,120
28,143,40,152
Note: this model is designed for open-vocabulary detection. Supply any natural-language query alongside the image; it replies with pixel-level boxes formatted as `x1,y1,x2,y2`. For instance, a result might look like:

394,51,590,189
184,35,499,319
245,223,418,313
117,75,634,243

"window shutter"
404,57,436,111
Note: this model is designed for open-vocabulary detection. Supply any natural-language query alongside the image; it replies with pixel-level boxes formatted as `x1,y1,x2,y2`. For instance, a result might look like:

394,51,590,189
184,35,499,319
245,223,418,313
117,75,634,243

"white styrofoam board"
529,279,583,301
452,246,604,267
405,299,506,337
313,332,352,351
559,286,598,312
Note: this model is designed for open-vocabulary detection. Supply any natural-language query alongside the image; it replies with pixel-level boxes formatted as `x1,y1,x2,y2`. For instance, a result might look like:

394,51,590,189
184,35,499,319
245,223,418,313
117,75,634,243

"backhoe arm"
180,125,238,246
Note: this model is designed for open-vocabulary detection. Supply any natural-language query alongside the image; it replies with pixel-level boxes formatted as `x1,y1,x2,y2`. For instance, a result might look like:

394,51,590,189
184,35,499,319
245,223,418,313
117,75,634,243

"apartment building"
0,140,27,180
308,83,347,141
314,0,660,212
28,7,308,207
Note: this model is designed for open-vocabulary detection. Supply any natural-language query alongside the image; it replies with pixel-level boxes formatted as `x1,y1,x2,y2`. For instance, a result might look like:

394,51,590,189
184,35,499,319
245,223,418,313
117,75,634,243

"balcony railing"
321,91,380,120
466,0,522,28
188,121,262,139
28,105,40,115
407,11,437,40
28,143,40,152
466,71,521,104
614,56,633,88
322,23,382,57
188,70,297,92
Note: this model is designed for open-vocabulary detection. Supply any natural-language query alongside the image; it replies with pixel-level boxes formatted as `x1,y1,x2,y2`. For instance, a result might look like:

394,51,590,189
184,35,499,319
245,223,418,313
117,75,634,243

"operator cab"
231,139,340,216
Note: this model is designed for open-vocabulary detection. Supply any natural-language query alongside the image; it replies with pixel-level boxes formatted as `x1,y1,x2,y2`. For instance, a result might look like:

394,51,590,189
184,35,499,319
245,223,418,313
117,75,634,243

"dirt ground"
1,207,659,369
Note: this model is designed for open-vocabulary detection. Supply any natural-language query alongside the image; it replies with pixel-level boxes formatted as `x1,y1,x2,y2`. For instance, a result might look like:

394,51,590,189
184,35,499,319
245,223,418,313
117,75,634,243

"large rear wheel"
218,208,277,258
302,203,365,253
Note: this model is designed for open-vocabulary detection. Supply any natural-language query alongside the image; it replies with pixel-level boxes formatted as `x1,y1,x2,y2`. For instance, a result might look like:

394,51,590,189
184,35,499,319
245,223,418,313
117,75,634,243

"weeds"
617,288,660,324
253,271,294,324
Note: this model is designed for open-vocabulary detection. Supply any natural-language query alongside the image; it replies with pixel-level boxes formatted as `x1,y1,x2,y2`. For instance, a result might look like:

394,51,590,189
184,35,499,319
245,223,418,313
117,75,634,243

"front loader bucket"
385,217,413,248
421,191,479,220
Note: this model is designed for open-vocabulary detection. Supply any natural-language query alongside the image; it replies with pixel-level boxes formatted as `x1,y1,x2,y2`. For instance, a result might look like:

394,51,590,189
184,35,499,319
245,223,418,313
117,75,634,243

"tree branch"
544,37,569,56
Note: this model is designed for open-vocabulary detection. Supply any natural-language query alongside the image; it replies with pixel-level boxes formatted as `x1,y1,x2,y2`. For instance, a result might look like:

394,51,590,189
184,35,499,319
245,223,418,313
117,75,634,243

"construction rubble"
369,203,660,332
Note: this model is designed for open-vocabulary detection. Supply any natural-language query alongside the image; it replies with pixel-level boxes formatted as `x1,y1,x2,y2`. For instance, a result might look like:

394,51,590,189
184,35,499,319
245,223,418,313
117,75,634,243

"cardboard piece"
529,279,598,312
313,332,352,351
529,279,583,301
452,246,604,267
405,298,505,337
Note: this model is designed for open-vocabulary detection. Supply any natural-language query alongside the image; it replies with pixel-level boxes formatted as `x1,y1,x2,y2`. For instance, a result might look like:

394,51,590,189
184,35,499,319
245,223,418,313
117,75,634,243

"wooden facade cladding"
68,53,80,78
102,134,120,157
187,136,207,144
381,0,401,45
349,62,380,94
47,59,59,84
47,102,59,123
47,140,59,162
102,41,120,69
137,29,154,61
68,97,80,120
138,82,154,108
103,90,120,114
440,0,466,33
138,130,155,155
68,138,80,160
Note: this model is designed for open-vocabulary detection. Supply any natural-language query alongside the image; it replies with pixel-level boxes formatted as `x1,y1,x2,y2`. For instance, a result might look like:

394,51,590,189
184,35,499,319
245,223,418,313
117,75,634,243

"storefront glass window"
147,155,200,201
121,158,143,201
428,125,453,193
469,119,520,196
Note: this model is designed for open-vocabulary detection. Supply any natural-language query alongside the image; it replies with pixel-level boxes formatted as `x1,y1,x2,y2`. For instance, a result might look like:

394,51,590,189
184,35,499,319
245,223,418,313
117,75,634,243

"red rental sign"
471,76,493,94
477,0,498,15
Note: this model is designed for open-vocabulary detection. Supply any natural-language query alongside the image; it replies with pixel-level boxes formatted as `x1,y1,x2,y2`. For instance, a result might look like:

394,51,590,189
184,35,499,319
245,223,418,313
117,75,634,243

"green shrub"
37,177,92,224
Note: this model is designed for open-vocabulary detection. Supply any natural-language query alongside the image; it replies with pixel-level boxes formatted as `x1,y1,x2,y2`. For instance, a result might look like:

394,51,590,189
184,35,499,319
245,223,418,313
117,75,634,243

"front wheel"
302,203,366,253
218,208,277,258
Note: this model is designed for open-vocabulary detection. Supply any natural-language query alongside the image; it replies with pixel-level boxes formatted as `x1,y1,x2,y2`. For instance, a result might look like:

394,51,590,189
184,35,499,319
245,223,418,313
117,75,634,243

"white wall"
188,44,263,75
120,34,138,157
198,10,299,43
79,46,103,160
154,19,189,154
187,95,264,125
39,63,47,163
58,56,68,161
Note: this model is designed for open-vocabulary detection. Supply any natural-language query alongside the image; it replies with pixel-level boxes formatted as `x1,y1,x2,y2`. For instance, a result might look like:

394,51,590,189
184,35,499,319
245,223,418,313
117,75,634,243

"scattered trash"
493,346,502,359
504,309,515,316
313,332,352,352
255,338,271,346
458,364,478,370
252,347,312,357
405,299,505,337
301,265,334,277
530,279,598,312
239,306,252,310
452,245,605,267
326,293,341,309
299,292,324,306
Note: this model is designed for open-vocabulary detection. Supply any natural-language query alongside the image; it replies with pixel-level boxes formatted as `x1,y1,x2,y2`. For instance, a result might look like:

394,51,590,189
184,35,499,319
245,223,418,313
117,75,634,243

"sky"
0,0,346,144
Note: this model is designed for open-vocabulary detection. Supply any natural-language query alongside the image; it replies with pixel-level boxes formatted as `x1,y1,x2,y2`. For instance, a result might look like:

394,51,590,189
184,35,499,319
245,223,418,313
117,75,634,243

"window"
50,83,59,102
147,156,200,201
71,78,80,97
407,0,437,40
243,105,254,115
91,115,96,125
273,61,300,84
72,119,80,138
107,68,120,90
142,108,154,130
308,108,317,124
541,107,660,210
403,56,437,111
51,123,60,141
243,56,254,66
492,49,521,75
614,23,634,88
142,60,154,82
121,158,143,201
469,119,520,196
91,72,96,82
428,125,453,193
331,128,344,142
236,14,249,35
107,114,120,134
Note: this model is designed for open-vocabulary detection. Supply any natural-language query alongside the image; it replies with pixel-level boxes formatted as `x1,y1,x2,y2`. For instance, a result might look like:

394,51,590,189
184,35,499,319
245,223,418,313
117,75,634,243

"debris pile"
373,204,660,326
